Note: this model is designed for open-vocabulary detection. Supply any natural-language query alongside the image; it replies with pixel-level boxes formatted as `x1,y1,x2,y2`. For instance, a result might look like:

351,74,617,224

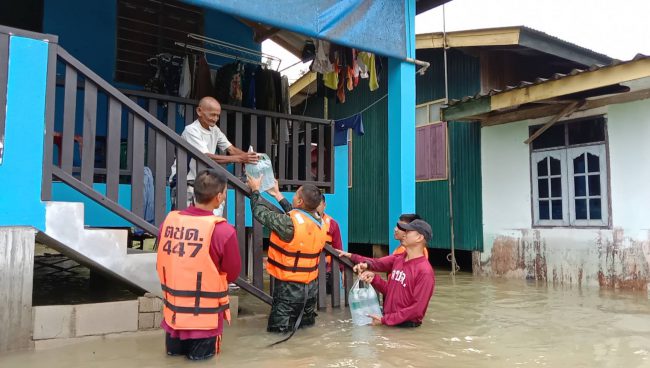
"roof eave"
518,27,613,67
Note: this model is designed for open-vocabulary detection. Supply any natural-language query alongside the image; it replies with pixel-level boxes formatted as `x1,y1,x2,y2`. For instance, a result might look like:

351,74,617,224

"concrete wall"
0,227,36,352
477,101,650,290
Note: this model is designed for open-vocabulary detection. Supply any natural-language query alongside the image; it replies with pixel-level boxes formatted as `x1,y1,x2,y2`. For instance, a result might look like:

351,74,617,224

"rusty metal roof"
447,54,650,106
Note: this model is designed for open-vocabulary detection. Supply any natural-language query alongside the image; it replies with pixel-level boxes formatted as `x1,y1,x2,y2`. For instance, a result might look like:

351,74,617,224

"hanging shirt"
310,39,333,74
178,56,191,98
358,52,379,91
333,114,364,146
192,55,214,100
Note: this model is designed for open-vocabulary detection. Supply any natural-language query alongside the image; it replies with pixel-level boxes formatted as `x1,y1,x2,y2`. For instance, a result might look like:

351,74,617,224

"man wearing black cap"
341,219,435,327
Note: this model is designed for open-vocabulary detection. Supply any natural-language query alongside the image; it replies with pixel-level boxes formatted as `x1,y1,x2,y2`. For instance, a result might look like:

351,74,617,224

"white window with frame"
530,115,609,227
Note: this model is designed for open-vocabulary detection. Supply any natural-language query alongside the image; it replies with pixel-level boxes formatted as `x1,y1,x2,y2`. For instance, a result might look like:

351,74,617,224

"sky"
263,0,650,83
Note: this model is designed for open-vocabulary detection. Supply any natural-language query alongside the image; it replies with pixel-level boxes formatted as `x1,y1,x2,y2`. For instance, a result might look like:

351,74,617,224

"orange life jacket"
156,211,230,330
393,244,429,258
268,209,328,283
322,213,333,265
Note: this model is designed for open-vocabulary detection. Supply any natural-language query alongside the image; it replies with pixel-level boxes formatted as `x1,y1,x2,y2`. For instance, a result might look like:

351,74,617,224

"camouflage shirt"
250,191,321,243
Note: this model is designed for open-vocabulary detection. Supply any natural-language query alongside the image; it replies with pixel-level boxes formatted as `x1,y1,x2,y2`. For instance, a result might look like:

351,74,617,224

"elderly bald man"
171,96,258,212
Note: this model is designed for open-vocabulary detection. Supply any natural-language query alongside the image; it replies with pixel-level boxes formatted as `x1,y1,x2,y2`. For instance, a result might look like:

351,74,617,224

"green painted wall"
414,49,483,251
295,49,484,250
326,60,390,244
449,121,483,251
416,180,451,248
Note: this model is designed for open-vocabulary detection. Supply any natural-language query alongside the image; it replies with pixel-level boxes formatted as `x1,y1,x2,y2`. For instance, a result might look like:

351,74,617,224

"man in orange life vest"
157,169,241,360
246,176,329,333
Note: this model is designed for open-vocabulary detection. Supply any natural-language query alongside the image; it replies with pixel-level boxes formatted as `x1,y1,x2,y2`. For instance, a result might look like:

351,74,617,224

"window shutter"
416,122,447,181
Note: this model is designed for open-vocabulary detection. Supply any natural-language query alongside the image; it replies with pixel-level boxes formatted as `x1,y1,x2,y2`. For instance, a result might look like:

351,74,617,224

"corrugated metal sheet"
416,49,481,103
449,121,483,251
416,180,451,248
447,53,650,106
328,59,390,245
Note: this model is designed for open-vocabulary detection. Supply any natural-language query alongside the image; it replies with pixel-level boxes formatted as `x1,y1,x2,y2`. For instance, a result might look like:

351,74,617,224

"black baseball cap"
397,219,432,243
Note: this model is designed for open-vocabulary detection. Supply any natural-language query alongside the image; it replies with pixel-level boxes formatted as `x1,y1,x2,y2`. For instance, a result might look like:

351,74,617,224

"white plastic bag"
244,146,275,192
348,278,382,326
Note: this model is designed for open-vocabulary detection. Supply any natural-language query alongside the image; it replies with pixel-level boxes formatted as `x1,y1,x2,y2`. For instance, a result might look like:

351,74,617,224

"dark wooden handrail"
121,89,333,126
56,48,252,195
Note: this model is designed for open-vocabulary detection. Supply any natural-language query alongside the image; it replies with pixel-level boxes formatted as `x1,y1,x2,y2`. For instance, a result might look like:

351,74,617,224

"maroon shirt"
326,215,343,272
160,206,241,339
351,253,435,326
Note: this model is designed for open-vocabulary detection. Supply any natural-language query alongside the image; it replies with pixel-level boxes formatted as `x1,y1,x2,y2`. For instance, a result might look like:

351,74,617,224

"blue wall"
0,36,50,229
42,0,260,86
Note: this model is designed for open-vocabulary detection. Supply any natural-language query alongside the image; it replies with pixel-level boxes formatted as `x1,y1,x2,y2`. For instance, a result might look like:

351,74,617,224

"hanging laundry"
336,64,346,103
358,52,379,91
333,114,364,146
357,52,370,79
243,66,256,109
255,66,277,112
178,56,191,98
229,72,243,106
310,39,333,74
192,54,214,100
323,69,339,90
281,75,291,114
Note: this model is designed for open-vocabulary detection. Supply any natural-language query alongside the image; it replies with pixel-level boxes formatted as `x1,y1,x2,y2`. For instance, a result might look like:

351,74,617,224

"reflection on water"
3,273,649,368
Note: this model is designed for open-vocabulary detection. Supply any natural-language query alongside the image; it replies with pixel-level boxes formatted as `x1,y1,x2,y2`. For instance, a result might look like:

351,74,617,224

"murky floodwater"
2,272,649,368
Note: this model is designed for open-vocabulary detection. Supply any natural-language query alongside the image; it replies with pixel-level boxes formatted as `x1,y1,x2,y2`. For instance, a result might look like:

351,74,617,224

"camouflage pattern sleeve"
278,198,293,213
250,191,294,243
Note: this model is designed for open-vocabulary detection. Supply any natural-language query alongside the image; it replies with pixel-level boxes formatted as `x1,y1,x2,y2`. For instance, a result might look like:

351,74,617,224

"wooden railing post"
131,117,145,218
80,80,98,186
317,252,328,310
252,220,264,290
41,42,57,201
304,122,312,181
61,65,77,174
331,257,342,308
106,98,121,202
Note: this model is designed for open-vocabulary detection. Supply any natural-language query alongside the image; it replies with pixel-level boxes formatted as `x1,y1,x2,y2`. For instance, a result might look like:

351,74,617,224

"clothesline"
335,94,387,122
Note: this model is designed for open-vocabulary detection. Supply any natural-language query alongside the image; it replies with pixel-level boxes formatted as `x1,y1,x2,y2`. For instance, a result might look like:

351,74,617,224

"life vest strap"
268,242,320,259
267,257,319,273
163,300,229,315
160,285,229,299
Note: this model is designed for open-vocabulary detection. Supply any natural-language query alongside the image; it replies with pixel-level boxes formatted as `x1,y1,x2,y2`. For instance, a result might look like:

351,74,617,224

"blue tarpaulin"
182,0,411,59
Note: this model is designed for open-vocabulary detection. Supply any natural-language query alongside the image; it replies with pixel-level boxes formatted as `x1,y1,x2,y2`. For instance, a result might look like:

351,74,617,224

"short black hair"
193,169,227,204
321,192,326,203
399,213,421,223
300,184,322,211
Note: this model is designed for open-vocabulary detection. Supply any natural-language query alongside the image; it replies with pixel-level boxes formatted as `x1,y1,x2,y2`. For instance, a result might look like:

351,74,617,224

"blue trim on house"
0,36,49,229
387,1,416,252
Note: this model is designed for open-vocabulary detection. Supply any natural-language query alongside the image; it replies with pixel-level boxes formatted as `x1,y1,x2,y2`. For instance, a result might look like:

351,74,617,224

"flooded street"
2,272,649,368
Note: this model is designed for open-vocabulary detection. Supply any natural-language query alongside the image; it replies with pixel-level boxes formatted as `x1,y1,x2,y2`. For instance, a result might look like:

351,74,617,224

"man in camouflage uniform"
247,177,325,334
